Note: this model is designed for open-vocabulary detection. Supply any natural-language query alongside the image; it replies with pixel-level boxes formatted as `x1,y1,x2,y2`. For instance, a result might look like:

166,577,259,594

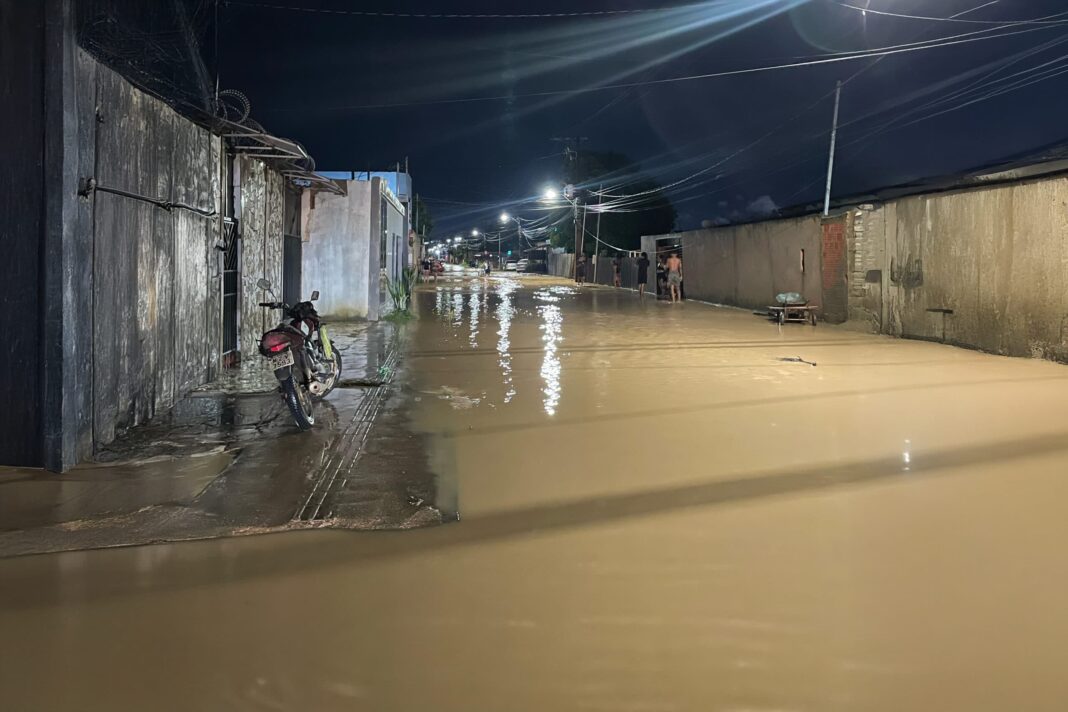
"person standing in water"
666,252,683,303
636,252,650,298
612,256,622,288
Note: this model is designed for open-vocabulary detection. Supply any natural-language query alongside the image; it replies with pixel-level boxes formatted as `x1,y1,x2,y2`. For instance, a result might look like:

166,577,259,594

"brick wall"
821,217,849,323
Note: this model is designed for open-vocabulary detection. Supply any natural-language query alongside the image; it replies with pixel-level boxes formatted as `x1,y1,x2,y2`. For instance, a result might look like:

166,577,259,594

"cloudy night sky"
219,0,1068,235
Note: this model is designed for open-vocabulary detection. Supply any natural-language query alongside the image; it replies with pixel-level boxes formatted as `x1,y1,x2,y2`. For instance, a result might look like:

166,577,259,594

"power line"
838,3,1068,26
226,0,672,20
264,23,1059,113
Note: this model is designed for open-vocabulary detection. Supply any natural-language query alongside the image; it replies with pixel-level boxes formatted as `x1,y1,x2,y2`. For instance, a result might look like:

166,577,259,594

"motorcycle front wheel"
280,375,315,430
317,349,343,399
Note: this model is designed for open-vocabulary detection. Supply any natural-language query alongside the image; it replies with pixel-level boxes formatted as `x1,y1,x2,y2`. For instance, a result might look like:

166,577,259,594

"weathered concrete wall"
234,157,285,357
657,215,823,309
852,177,1068,361
302,180,378,319
90,56,221,447
12,17,292,469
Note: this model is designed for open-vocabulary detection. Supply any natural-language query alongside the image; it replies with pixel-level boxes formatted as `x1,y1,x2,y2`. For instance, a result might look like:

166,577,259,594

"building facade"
302,176,410,320
0,0,339,471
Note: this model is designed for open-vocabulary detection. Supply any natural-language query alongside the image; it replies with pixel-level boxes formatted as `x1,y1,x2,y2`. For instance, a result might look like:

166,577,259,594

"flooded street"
4,274,1068,710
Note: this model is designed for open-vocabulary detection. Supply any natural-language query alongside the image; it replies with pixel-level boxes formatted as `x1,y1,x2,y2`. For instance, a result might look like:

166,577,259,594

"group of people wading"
572,251,683,303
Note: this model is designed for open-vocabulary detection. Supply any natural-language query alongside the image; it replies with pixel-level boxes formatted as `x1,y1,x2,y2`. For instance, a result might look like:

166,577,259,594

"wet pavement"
4,272,1068,710
0,319,443,557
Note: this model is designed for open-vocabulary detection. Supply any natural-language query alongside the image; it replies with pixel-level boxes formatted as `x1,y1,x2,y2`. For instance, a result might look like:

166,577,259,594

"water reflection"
435,287,446,317
452,291,465,328
538,303,563,416
469,288,481,349
496,280,517,404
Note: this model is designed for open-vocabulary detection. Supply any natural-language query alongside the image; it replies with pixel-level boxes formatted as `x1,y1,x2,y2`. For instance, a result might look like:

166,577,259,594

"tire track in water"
293,348,398,522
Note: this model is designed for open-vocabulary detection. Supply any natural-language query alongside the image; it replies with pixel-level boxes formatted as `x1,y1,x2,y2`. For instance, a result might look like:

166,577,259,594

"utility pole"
572,200,582,282
823,81,843,217
592,185,603,283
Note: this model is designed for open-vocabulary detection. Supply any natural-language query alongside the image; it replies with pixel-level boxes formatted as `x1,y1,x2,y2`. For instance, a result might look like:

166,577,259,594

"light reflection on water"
469,288,481,349
496,280,517,403
452,291,464,328
538,302,563,416
435,287,446,316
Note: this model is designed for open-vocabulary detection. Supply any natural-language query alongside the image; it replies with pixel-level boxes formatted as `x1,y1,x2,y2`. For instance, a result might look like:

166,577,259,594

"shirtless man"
666,252,683,303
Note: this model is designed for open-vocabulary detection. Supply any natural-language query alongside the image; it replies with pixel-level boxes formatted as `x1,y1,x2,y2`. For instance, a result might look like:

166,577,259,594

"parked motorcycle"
256,278,342,430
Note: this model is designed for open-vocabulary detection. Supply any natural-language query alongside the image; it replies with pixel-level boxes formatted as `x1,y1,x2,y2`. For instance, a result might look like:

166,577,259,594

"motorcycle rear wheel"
281,375,315,430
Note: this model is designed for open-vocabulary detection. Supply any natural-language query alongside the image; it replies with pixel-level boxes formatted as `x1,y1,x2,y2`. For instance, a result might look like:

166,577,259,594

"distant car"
505,261,518,271
516,259,529,272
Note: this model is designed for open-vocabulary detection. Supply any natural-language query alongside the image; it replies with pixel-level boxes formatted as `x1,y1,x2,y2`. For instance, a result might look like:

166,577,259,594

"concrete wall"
383,192,406,285
651,215,823,309
851,177,1068,361
237,156,284,358
657,170,1068,363
11,23,291,470
89,54,223,449
302,179,381,320
6,1,313,470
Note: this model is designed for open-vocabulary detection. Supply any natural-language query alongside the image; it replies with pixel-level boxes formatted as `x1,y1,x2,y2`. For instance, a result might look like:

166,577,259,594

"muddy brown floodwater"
4,273,1068,711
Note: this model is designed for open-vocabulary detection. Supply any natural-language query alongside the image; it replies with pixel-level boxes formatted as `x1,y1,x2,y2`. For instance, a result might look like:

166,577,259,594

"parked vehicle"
505,260,518,271
516,259,529,272
256,278,342,430
522,248,549,274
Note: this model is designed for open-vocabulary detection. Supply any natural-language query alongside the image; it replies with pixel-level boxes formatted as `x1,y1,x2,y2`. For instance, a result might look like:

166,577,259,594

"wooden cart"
767,303,819,326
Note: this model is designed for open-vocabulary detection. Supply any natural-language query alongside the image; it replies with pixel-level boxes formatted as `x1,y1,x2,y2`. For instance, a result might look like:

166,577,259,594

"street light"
541,184,583,280
498,212,524,267
471,229,480,237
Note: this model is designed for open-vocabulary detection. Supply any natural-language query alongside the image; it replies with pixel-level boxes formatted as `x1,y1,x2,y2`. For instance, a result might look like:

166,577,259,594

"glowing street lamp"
542,187,559,202
499,212,510,224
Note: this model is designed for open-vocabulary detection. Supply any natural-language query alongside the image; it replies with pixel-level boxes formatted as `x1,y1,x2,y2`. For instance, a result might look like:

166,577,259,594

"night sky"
219,0,1068,236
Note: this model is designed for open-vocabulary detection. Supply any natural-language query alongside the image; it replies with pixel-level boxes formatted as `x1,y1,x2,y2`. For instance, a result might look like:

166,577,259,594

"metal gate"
221,219,240,367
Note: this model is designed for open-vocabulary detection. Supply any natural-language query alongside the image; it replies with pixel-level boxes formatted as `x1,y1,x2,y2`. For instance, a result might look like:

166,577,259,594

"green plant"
385,267,418,315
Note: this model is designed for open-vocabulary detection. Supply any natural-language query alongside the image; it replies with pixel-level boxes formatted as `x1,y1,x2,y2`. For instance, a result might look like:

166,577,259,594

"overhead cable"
266,23,1057,112
838,3,1068,26
227,0,669,20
